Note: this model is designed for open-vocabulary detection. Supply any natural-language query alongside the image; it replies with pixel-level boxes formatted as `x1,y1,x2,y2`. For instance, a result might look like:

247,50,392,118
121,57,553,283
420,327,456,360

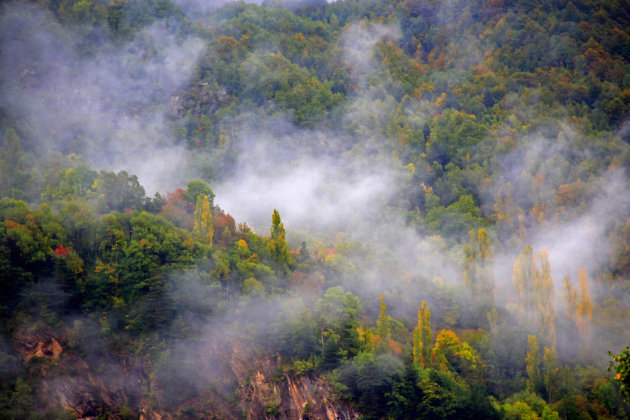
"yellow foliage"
433,329,479,374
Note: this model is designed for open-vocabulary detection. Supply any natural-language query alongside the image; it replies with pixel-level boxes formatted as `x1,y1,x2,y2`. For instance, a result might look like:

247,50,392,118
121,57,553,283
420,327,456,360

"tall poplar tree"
268,209,292,275
463,228,494,311
193,194,213,248
526,335,542,393
376,294,391,352
413,300,432,367
513,247,556,346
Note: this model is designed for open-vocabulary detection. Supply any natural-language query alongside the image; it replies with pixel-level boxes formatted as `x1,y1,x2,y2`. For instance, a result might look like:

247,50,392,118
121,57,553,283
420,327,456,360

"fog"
1,0,629,415
0,2,204,192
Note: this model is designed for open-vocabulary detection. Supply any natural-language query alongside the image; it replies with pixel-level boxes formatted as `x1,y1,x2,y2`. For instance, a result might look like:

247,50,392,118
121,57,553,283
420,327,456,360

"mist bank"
1,0,629,418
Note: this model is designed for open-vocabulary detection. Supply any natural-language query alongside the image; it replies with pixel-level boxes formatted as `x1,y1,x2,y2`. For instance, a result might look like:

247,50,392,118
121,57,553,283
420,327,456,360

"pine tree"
193,195,213,247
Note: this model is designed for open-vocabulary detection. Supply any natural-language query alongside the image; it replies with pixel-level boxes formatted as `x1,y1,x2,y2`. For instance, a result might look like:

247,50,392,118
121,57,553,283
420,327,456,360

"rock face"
15,329,63,361
168,82,230,118
14,327,143,419
13,328,357,419
231,344,359,420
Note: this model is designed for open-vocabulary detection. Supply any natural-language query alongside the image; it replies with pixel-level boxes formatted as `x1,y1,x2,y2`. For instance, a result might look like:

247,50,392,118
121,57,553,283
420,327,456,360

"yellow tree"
563,275,577,319
512,246,537,325
413,300,432,368
463,228,494,310
512,247,556,346
563,268,592,351
193,194,213,247
376,294,391,352
433,329,479,377
576,268,592,345
537,250,556,347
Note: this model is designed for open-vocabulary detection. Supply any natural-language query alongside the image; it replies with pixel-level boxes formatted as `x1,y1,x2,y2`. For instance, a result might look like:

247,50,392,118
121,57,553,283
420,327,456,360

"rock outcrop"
13,327,358,419
231,344,359,420
168,82,230,118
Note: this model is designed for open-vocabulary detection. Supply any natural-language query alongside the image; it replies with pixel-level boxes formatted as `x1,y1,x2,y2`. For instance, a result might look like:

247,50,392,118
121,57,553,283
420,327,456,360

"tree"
609,345,630,402
376,294,391,352
268,209,292,275
512,247,556,346
544,347,558,403
92,170,146,213
193,195,214,248
526,335,542,394
576,268,592,344
413,300,432,368
0,129,28,199
314,286,362,367
563,268,592,352
185,180,215,207
433,329,480,377
463,228,494,312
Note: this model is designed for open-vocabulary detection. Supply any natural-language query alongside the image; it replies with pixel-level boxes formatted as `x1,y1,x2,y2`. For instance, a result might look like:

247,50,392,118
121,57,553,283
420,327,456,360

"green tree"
0,129,28,199
268,209,292,275
314,286,362,367
609,345,630,401
185,180,215,207
544,347,558,403
526,335,542,394
92,170,146,213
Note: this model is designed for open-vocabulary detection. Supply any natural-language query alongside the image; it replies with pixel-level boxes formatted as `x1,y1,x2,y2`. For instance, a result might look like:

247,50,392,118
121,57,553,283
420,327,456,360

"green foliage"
91,170,146,213
1,0,630,417
268,209,292,276
609,345,630,401
314,287,362,368
185,180,215,207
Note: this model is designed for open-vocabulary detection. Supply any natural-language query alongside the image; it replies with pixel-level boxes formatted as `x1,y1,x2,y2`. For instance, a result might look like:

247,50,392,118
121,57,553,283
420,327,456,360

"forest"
0,0,630,418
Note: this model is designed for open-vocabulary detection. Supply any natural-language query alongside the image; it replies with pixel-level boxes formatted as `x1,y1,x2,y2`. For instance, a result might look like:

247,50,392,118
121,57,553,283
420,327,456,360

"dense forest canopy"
0,0,629,418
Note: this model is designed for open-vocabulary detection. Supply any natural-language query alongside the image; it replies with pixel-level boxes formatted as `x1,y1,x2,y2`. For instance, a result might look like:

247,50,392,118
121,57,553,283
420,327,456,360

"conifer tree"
193,195,213,247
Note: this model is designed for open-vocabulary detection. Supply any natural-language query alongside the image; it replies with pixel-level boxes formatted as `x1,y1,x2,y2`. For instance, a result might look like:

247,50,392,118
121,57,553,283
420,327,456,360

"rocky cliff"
231,343,359,420
14,327,358,419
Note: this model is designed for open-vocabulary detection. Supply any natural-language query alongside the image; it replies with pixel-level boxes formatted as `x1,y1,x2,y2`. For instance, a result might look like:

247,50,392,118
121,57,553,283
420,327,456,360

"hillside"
0,0,629,418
